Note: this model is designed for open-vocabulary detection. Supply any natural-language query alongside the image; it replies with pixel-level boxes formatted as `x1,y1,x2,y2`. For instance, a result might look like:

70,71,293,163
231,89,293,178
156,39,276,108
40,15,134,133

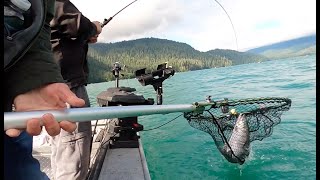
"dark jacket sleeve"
5,0,64,100
50,0,97,41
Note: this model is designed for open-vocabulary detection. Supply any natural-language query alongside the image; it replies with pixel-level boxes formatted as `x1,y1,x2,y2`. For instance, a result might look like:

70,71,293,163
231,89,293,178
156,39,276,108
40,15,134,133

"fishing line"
101,0,237,49
142,114,183,131
212,0,239,50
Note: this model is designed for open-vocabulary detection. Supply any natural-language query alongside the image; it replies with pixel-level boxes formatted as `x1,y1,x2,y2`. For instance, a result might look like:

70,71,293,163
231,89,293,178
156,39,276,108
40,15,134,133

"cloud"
228,0,316,50
100,0,186,42
71,0,316,51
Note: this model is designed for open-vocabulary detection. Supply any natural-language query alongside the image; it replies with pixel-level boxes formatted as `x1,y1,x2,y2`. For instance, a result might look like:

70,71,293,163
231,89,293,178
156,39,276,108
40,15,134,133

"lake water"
86,54,316,180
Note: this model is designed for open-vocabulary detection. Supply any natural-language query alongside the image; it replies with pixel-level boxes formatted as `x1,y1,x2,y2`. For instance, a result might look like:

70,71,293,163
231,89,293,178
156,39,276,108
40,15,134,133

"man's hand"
92,21,102,34
88,21,102,44
5,83,85,137
88,35,99,43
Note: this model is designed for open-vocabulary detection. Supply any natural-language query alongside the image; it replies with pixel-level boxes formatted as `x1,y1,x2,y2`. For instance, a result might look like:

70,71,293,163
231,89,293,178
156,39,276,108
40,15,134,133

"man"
49,0,102,179
4,0,85,179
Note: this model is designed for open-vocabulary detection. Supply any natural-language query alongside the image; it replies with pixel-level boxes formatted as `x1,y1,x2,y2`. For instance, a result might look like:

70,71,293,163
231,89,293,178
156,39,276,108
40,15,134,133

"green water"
87,55,316,179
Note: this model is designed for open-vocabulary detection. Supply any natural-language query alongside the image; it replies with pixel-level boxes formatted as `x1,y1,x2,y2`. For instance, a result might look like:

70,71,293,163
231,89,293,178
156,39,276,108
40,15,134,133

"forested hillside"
246,34,316,59
87,38,269,83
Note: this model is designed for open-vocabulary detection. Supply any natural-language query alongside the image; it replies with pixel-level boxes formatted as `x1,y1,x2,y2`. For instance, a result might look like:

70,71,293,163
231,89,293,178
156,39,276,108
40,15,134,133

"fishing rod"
101,0,138,28
99,0,237,49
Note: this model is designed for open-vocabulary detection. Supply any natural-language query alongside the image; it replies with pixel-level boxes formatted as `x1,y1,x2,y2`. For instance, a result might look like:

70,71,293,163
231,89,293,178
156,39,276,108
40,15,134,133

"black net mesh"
184,97,291,164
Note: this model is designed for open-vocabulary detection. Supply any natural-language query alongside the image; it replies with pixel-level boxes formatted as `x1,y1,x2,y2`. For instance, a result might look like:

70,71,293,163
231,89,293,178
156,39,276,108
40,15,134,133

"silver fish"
221,113,250,164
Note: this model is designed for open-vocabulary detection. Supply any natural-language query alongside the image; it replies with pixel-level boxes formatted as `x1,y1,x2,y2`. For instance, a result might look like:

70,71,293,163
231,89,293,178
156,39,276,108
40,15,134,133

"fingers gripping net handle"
184,97,292,164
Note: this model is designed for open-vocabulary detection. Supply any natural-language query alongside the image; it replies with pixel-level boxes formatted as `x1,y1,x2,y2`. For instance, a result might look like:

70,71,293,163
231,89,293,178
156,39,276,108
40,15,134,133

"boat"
4,62,291,179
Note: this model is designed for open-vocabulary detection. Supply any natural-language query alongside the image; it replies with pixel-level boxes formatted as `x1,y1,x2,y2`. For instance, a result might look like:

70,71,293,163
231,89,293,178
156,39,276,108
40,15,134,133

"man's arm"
51,0,100,40
5,0,62,99
5,0,84,137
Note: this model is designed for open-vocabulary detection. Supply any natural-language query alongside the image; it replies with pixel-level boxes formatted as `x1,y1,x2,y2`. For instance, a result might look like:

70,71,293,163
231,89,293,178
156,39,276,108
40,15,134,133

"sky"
71,0,316,52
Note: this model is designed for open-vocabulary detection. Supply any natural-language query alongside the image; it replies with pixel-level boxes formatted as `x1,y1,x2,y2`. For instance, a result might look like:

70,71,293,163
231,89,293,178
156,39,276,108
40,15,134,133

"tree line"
87,38,268,83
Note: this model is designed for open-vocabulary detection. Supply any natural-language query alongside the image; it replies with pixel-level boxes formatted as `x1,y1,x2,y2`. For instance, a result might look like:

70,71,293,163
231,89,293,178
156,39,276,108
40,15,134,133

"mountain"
206,49,267,65
87,38,268,83
246,34,316,59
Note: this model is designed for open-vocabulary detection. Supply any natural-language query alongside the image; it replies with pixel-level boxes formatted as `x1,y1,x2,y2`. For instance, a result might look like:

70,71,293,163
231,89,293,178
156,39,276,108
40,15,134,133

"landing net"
184,97,291,164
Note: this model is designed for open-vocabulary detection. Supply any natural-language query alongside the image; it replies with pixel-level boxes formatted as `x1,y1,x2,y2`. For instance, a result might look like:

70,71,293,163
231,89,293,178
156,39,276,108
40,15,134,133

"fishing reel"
135,62,175,105
112,62,125,88
112,62,122,77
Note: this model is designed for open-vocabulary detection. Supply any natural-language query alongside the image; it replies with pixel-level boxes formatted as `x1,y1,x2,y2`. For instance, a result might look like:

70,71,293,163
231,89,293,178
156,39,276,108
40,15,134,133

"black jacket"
50,0,98,88
5,0,64,109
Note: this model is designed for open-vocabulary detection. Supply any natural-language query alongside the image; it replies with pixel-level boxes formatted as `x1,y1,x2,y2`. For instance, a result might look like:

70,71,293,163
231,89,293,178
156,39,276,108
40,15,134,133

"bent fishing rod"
101,0,138,28
100,0,237,49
